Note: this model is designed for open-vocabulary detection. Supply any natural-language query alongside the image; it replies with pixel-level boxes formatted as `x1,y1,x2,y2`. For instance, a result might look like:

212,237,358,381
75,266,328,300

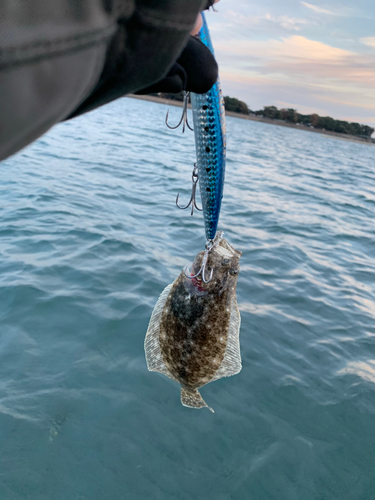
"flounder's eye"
229,268,239,276
221,259,230,267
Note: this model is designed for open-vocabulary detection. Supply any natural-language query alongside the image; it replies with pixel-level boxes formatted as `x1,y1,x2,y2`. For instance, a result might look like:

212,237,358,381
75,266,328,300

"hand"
137,0,220,96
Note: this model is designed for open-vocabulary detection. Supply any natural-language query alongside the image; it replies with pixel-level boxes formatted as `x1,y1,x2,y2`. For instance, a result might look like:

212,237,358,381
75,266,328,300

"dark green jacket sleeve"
0,0,206,161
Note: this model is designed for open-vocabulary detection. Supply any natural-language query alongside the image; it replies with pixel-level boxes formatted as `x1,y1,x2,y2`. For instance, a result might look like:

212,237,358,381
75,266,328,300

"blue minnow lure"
167,12,227,283
191,13,226,242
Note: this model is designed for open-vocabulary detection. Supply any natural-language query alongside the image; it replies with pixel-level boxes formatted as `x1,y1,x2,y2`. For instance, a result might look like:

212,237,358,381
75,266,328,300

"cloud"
343,116,375,125
216,36,375,87
265,13,309,31
317,94,375,112
214,35,375,124
268,35,352,61
274,101,332,116
301,2,341,16
223,10,310,32
205,2,375,125
361,37,375,48
216,36,353,67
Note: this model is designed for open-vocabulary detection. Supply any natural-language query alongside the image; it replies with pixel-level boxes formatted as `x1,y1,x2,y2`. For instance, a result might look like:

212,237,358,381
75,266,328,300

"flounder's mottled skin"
144,233,242,412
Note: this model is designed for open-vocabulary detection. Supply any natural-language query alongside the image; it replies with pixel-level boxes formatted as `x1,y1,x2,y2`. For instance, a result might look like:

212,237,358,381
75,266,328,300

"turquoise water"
1,97,375,499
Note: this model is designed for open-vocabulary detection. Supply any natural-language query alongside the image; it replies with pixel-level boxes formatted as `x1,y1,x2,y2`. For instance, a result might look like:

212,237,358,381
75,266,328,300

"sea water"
1,97,375,499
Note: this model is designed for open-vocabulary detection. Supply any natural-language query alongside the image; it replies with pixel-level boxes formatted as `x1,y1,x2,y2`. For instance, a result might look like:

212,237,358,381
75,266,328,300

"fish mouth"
189,264,206,291
191,275,205,291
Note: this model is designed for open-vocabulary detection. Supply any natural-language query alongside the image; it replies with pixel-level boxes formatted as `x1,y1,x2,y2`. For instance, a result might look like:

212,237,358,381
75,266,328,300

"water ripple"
0,97,375,499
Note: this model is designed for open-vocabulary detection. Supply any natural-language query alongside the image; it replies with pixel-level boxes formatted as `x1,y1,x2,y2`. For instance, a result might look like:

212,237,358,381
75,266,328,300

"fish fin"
181,388,214,413
144,283,174,378
211,296,242,382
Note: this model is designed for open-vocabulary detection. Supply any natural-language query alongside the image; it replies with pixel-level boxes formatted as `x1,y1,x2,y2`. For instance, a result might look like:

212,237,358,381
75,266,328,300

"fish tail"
180,388,214,413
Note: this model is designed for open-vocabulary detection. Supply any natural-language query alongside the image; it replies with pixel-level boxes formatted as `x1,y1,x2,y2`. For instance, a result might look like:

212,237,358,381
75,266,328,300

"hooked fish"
144,232,242,412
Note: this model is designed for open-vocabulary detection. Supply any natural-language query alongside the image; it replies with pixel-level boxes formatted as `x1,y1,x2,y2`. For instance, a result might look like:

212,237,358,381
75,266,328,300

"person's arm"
0,0,216,162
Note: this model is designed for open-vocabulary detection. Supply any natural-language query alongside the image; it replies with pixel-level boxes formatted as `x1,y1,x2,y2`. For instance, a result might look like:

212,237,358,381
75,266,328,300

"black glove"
68,1,217,119
136,35,218,95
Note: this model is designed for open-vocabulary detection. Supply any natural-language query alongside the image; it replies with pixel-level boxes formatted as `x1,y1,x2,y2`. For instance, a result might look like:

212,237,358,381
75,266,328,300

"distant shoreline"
128,94,375,147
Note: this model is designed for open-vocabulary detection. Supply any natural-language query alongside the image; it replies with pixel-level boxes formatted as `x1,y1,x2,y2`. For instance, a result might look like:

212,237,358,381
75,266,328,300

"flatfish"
144,232,242,412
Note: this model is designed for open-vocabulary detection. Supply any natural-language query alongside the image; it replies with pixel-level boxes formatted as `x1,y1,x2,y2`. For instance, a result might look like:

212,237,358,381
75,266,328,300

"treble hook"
166,91,193,132
176,164,203,215
184,240,214,284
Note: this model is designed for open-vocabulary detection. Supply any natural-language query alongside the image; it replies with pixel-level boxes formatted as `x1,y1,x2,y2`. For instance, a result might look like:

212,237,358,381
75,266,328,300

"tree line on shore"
152,93,374,139
253,105,374,138
224,98,374,138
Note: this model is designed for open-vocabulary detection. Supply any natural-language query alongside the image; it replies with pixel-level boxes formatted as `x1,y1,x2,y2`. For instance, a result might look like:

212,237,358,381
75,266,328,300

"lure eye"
229,268,239,276
221,259,230,267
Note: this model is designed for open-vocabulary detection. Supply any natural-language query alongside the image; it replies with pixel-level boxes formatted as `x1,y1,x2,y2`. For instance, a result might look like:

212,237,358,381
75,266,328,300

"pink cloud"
205,5,375,125
216,36,375,98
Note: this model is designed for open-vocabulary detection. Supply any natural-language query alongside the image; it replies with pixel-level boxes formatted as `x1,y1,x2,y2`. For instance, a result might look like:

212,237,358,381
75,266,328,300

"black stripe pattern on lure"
144,232,242,412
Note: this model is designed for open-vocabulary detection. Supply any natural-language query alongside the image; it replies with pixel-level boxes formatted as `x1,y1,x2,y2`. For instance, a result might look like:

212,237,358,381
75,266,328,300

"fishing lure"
190,13,226,243
169,12,226,283
144,232,242,412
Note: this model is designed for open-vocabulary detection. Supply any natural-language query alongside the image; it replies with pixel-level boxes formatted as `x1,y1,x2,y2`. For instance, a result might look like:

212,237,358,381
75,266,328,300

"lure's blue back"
191,13,226,241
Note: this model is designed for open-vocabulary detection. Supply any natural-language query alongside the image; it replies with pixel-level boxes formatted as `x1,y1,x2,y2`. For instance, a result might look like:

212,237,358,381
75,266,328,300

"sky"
206,0,375,125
